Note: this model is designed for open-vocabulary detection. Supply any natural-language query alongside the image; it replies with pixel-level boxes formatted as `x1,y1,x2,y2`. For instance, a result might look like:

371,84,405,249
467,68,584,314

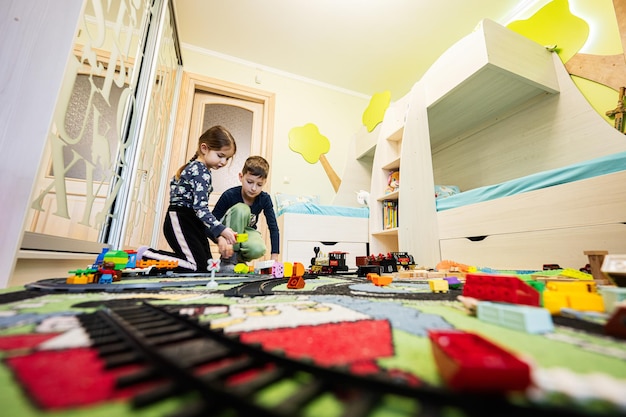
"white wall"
0,0,84,288
180,47,370,204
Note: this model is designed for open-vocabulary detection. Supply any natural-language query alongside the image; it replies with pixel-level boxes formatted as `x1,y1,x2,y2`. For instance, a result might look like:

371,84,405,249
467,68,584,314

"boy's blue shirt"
213,186,280,254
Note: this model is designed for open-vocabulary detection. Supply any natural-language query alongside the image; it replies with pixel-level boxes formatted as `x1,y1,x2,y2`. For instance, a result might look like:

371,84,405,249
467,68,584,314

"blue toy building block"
477,301,554,334
98,273,113,284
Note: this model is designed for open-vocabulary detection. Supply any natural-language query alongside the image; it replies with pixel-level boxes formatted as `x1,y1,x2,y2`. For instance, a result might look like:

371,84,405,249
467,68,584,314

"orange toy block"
287,275,305,289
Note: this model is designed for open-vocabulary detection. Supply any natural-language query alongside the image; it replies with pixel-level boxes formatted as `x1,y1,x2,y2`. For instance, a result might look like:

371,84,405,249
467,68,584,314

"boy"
212,156,280,271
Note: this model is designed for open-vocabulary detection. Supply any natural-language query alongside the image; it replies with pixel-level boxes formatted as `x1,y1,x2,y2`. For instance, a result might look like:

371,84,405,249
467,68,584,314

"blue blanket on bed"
278,204,369,218
436,151,626,211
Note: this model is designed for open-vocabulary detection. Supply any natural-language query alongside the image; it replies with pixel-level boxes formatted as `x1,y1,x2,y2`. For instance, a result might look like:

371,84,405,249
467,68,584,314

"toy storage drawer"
284,241,368,269
279,213,368,242
439,223,626,270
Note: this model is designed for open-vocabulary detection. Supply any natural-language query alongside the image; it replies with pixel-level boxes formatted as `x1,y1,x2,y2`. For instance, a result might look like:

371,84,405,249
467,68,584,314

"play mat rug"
0,273,625,417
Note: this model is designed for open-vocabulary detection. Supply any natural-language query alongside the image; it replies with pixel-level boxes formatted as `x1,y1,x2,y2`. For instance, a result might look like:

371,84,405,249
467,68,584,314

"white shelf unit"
368,94,409,255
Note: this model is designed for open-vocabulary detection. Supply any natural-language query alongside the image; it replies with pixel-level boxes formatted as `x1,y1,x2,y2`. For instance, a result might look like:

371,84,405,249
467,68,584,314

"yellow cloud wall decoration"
362,90,391,132
507,0,589,63
288,123,330,164
507,0,626,125
288,123,341,192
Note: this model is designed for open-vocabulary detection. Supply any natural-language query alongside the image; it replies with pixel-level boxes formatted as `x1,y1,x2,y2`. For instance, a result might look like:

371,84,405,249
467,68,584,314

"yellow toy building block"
543,281,605,314
560,268,593,280
429,279,449,293
66,275,88,284
283,262,293,278
568,293,605,313
542,291,567,315
545,281,597,293
234,263,250,274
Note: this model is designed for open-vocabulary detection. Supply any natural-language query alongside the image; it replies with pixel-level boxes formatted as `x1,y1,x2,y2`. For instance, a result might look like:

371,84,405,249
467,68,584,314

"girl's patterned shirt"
169,160,224,239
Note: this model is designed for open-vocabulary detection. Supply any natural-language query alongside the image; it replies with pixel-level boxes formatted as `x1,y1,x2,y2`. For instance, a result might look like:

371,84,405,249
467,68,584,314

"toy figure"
385,171,399,194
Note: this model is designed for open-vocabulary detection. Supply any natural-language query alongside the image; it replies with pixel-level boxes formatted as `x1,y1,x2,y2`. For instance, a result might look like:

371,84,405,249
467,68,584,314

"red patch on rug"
238,319,394,368
0,334,60,351
5,347,147,409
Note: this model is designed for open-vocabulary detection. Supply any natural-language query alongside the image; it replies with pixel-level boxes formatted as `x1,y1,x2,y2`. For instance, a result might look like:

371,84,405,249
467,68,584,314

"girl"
139,125,238,272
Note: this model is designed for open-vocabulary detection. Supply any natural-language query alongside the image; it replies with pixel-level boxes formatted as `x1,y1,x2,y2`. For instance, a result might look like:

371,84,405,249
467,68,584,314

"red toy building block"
287,262,306,289
462,273,540,306
605,306,626,339
428,329,531,392
287,276,305,289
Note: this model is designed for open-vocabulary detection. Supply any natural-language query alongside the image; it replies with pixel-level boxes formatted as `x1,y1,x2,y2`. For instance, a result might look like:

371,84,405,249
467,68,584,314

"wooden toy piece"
429,279,449,293
428,329,531,392
584,250,609,285
457,296,479,316
397,269,445,279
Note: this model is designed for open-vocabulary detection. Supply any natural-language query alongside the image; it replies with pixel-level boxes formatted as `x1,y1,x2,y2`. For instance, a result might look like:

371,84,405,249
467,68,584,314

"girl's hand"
217,236,233,258
220,227,237,244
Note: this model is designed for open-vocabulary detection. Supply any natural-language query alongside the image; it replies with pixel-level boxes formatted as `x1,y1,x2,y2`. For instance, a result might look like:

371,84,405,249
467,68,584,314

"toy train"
67,248,178,284
309,248,349,274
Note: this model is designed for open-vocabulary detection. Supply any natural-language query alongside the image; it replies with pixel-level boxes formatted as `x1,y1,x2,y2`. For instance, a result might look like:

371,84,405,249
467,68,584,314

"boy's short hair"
242,156,270,179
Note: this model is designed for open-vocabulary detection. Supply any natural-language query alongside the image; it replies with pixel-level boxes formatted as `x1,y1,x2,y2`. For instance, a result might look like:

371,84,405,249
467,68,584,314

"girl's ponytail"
175,153,198,180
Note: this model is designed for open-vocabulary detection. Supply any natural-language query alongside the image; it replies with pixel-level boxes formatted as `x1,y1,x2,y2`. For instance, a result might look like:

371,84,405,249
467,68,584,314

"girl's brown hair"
175,125,236,179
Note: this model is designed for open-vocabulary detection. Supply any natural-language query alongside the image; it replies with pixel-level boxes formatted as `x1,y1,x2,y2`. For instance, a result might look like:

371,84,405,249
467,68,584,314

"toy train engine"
310,247,349,274
328,251,348,272
392,252,415,269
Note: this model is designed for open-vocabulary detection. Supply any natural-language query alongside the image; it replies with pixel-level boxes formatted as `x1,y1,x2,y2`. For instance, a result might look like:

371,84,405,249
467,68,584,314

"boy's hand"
220,228,237,244
271,253,279,261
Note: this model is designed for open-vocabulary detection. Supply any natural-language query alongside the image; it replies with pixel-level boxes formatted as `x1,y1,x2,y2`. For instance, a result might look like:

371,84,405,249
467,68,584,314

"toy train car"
310,250,349,274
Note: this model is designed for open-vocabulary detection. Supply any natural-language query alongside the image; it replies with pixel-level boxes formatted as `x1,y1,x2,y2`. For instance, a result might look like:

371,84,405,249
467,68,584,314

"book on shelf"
382,200,398,229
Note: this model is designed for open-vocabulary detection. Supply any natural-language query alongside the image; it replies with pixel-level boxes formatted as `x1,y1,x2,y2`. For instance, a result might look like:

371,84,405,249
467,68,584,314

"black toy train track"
78,302,607,417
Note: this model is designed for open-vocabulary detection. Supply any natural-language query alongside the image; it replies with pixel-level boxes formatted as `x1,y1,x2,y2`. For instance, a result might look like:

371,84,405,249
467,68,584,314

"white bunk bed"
395,19,626,269
275,196,369,268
